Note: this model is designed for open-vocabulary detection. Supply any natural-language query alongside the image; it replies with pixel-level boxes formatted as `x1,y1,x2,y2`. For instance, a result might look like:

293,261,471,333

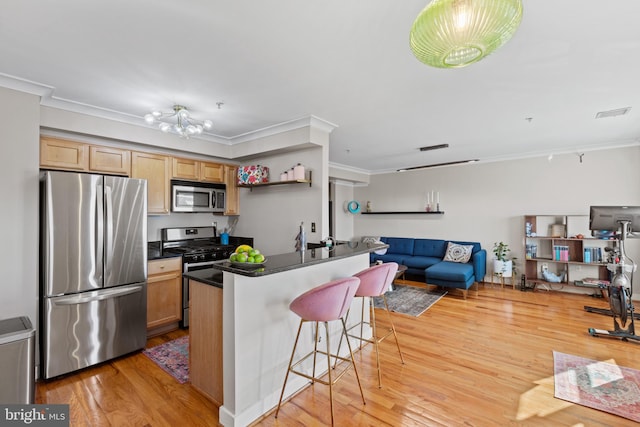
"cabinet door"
89,146,131,175
189,280,223,404
40,137,88,171
200,162,224,183
224,165,239,215
172,157,200,180
147,258,182,330
131,152,171,214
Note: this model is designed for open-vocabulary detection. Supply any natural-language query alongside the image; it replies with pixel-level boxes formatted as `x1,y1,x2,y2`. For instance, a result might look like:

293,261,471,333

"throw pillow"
443,242,473,263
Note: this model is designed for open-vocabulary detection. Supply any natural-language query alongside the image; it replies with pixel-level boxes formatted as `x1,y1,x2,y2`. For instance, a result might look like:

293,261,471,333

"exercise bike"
586,220,640,342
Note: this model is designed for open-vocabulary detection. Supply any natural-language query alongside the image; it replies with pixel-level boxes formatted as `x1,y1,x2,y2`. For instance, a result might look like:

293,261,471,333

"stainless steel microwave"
171,180,226,213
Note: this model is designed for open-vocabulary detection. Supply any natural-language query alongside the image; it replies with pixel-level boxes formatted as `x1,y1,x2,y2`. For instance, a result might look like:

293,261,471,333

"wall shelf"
238,171,312,192
361,211,444,215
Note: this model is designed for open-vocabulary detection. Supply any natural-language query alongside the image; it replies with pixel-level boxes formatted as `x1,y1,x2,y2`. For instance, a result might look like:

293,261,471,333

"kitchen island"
184,241,387,427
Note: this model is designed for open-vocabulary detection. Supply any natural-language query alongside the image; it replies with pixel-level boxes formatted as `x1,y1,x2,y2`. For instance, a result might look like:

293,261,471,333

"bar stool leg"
341,317,366,406
369,297,382,387
324,321,335,425
381,294,405,365
275,319,304,419
312,321,319,384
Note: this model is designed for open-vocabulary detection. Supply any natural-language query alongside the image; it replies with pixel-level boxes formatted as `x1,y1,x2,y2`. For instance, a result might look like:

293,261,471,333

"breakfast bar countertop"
185,241,388,280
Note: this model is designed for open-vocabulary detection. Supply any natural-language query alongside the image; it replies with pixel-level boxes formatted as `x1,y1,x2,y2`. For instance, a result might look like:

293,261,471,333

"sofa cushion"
449,240,482,254
403,256,442,269
413,239,447,258
371,253,412,265
443,242,473,263
426,261,475,282
381,237,415,256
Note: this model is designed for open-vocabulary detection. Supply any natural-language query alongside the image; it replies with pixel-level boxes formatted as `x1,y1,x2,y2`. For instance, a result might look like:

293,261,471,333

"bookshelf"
523,214,615,289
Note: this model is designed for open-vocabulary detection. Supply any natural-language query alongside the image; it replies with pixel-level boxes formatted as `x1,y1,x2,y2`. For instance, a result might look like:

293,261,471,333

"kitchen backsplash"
147,213,232,242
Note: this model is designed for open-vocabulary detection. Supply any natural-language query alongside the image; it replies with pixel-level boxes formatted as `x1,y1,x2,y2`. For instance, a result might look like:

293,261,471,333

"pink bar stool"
275,276,366,426
336,262,405,388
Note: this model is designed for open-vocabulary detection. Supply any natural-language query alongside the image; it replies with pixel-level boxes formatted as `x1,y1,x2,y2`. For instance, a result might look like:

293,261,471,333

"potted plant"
492,242,513,278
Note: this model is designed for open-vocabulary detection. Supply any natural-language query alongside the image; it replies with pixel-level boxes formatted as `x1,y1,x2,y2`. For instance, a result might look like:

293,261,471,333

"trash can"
0,316,35,404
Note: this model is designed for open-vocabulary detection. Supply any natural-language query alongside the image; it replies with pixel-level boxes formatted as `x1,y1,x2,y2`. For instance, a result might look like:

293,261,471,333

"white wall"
0,87,40,325
234,146,325,255
352,146,640,294
330,181,355,241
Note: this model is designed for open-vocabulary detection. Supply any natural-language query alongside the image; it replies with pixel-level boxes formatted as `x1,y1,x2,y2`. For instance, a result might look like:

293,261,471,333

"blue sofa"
369,237,486,299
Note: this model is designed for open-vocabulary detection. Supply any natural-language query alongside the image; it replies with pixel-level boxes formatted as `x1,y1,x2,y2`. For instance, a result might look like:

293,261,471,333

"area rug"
373,285,446,317
553,351,640,422
143,336,189,384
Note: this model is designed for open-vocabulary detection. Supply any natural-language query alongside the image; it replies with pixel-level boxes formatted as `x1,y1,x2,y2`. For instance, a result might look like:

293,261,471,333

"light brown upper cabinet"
224,164,239,215
40,137,131,176
40,137,89,171
172,158,224,183
200,162,224,183
131,151,171,215
172,157,200,181
89,145,131,175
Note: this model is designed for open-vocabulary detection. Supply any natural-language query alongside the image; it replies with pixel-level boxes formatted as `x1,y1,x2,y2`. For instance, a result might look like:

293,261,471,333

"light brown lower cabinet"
147,258,182,337
189,279,223,405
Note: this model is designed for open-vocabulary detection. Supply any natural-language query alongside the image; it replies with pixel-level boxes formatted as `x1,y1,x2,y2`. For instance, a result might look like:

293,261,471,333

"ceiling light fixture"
410,0,523,68
144,105,214,138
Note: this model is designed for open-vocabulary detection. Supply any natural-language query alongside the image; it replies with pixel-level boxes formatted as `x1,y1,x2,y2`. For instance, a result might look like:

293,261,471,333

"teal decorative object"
410,0,523,68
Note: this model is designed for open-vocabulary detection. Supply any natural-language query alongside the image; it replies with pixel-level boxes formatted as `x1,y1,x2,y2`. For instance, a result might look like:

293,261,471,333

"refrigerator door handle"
96,183,104,279
105,185,114,272
52,284,144,306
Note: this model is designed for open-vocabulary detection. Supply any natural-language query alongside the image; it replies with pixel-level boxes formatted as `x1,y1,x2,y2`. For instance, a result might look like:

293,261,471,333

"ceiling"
2,0,640,174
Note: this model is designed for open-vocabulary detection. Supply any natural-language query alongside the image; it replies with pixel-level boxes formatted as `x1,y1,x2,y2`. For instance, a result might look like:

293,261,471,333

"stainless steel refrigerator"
40,170,148,379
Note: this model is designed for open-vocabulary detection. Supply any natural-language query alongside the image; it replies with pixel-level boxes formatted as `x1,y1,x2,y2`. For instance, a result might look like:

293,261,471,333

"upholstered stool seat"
275,276,366,425
337,262,405,388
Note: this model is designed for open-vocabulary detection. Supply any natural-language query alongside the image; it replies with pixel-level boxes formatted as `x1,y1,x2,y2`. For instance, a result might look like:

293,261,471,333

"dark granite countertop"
147,241,182,261
184,268,224,288
183,241,387,284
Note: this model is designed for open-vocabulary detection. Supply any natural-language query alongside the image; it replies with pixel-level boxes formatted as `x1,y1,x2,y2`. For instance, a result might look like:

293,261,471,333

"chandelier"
410,0,523,68
144,105,213,138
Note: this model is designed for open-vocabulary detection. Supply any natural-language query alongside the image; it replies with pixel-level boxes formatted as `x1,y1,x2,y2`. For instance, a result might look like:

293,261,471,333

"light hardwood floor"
36,282,640,426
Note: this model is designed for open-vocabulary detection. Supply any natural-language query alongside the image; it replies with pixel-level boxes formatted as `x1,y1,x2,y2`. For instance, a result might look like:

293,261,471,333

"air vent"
419,143,449,151
595,107,631,119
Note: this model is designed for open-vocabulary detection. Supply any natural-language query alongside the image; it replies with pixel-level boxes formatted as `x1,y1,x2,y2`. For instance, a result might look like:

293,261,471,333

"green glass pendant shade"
410,0,523,68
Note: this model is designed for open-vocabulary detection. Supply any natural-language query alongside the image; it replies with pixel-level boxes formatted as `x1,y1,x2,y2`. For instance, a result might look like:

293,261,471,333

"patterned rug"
553,351,640,422
143,336,189,384
373,285,446,316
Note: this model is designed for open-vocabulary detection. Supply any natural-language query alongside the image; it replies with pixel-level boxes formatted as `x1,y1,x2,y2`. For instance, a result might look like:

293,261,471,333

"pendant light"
410,0,523,68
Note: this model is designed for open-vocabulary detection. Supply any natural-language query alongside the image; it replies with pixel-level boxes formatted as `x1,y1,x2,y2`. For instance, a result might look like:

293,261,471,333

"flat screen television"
589,206,640,233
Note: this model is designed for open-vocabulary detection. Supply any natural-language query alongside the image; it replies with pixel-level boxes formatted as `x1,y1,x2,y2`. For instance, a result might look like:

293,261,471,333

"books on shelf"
525,243,538,259
553,245,569,261
583,247,603,263
575,277,610,288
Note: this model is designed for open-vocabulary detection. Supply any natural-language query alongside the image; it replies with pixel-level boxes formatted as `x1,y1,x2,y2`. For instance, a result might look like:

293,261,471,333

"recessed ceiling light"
595,107,631,119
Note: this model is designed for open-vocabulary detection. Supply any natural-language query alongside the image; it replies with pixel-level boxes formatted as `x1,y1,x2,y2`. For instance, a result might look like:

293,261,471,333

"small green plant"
493,241,510,261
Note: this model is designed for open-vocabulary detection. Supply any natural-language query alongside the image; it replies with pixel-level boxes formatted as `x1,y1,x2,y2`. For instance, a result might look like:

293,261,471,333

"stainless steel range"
161,226,237,328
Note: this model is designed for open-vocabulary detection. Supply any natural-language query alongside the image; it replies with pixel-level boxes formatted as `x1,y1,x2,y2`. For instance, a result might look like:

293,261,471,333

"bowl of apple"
229,245,266,268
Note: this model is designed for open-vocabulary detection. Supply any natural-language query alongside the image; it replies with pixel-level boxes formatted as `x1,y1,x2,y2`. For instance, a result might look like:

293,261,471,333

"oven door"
172,184,213,213
181,261,223,328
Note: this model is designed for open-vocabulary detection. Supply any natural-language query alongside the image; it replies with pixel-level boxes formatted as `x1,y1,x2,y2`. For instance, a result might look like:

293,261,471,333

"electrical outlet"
311,222,316,232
